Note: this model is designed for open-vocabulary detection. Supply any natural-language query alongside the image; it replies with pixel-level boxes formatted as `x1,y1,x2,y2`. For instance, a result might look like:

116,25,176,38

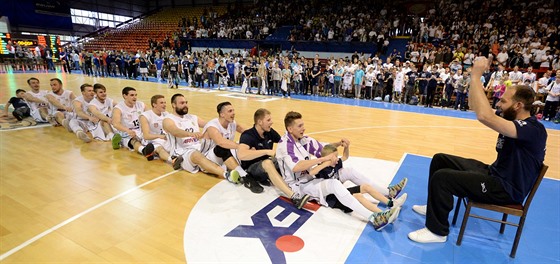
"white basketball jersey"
115,101,145,130
27,90,48,111
141,110,168,136
199,118,237,153
73,95,93,120
89,97,114,118
48,90,74,112
165,114,201,155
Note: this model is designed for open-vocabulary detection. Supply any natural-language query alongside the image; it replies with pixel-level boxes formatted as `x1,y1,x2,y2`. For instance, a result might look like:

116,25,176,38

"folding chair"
452,164,548,258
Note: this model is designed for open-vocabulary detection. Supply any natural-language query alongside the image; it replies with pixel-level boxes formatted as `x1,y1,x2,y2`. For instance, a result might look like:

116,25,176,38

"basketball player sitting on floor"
311,143,408,224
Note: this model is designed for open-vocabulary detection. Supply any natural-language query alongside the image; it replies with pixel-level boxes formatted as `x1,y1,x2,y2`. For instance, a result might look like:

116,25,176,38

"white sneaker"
76,130,92,143
47,115,58,126
62,118,72,132
392,193,408,208
408,227,447,243
412,205,427,216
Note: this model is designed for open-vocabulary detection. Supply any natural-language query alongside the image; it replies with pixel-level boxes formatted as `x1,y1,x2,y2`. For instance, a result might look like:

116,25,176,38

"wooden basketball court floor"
0,72,558,263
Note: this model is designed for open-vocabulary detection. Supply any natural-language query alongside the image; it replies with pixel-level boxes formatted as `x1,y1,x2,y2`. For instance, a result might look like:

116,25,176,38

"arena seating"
83,6,226,52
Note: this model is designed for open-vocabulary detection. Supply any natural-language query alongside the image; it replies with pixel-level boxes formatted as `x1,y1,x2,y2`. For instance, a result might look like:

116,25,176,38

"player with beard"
46,78,76,127
162,94,240,182
408,57,547,243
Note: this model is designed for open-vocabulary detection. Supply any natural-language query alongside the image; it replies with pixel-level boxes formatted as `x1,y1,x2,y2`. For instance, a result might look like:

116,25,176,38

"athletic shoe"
242,176,264,194
47,115,58,126
391,193,408,208
142,143,156,161
408,227,447,243
20,117,37,126
111,133,122,150
62,118,72,132
258,178,271,187
412,205,427,216
225,170,240,184
388,178,408,198
291,193,310,209
171,155,183,170
370,206,401,231
76,130,92,143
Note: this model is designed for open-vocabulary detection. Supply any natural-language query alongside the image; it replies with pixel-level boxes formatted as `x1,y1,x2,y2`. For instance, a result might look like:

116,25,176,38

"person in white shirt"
522,49,533,68
532,46,545,68
139,95,175,165
410,49,420,63
540,50,553,69
199,102,252,189
111,87,155,160
64,83,102,143
496,50,509,66
382,57,394,70
162,93,240,182
486,65,507,91
364,67,376,99
522,66,537,90
393,68,405,103
87,83,116,141
543,73,560,121
45,78,75,127
72,51,80,71
509,66,523,84
23,77,49,123
342,60,354,96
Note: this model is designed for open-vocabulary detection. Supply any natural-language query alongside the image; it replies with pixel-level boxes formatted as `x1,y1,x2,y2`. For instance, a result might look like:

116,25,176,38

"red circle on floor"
276,235,305,252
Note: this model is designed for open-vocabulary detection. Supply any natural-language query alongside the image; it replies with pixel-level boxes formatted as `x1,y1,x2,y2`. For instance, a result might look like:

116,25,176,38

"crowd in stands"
174,0,406,44
11,44,554,123
3,0,559,123
176,3,277,40
175,0,558,49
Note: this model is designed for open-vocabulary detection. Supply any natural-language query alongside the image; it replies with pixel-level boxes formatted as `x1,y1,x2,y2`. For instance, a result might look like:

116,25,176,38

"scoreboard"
0,33,61,61
0,33,10,56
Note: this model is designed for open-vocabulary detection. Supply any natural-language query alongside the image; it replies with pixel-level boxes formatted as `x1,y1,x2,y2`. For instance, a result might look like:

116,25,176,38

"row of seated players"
13,77,409,231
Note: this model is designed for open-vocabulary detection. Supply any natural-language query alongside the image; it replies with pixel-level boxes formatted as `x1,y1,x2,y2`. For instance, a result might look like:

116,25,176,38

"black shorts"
326,185,361,213
245,158,280,182
312,77,319,86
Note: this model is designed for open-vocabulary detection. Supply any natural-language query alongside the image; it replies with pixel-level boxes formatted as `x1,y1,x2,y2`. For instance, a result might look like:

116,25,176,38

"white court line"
0,170,179,261
404,152,432,158
0,123,51,132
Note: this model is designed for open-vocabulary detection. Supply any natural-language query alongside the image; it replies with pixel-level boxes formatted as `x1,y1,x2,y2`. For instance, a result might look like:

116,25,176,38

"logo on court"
225,198,315,264
184,157,397,263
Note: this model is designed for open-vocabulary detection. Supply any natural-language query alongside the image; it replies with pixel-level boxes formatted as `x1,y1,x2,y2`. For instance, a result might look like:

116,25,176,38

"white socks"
235,166,247,177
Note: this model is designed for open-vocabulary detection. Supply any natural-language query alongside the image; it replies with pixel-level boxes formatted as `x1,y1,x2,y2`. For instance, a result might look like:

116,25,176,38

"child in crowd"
492,72,508,109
